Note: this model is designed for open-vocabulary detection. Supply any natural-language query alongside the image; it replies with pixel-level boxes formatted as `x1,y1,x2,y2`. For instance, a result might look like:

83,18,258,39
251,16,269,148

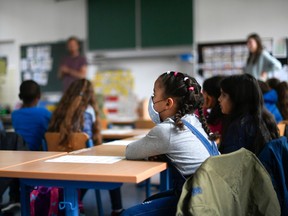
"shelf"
86,46,193,63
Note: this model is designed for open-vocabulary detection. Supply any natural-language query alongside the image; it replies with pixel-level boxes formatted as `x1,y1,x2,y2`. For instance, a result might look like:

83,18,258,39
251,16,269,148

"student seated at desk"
218,74,279,155
124,71,219,216
12,80,51,151
48,79,123,216
202,75,226,136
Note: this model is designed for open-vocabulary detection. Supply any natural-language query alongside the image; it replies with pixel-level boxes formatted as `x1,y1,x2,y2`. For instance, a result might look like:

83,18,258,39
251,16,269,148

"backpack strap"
49,187,59,216
30,187,40,216
182,119,219,156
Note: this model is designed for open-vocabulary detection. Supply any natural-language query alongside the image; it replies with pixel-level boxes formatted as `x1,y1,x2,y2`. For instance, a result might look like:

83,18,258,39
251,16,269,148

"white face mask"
148,97,162,124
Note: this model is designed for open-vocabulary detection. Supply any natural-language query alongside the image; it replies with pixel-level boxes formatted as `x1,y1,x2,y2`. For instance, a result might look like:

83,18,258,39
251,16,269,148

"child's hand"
148,155,166,161
148,156,160,161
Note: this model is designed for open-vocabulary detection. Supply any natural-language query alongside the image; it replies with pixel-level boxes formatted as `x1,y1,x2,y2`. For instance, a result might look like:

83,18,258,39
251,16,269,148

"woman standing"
244,33,282,80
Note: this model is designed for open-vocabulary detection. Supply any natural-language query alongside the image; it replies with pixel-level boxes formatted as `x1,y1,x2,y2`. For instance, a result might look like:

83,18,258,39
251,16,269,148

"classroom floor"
1,175,160,216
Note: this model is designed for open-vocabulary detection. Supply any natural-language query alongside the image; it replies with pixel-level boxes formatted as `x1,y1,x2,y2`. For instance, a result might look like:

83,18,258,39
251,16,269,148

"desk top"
70,145,126,157
0,151,66,170
0,145,167,183
101,129,149,140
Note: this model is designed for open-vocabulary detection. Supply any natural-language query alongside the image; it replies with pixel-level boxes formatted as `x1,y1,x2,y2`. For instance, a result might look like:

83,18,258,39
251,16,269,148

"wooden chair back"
277,123,286,137
134,119,155,129
45,132,89,152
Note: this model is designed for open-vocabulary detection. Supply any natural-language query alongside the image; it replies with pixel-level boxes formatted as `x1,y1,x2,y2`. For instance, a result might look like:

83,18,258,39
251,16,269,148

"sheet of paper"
101,129,133,135
104,140,133,146
45,155,124,164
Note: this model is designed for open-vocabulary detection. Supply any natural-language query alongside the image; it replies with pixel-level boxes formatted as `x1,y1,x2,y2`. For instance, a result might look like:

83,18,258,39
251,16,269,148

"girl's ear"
166,98,175,109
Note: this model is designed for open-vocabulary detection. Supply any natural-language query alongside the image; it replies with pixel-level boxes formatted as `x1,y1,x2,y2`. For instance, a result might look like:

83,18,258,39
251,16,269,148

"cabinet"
88,0,193,51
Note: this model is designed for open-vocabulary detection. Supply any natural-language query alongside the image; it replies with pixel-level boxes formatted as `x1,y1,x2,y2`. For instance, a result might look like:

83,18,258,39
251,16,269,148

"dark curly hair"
19,80,41,105
158,71,215,140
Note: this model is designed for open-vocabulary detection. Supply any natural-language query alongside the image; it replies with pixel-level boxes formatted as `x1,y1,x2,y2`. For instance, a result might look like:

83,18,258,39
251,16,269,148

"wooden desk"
101,129,149,140
0,146,167,216
0,150,66,170
0,145,166,183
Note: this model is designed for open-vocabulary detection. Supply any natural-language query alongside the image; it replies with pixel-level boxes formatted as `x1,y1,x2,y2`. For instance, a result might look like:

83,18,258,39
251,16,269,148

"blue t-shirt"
12,107,51,151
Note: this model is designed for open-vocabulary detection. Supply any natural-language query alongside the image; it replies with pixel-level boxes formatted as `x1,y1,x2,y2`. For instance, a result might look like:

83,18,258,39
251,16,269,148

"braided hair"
158,71,215,140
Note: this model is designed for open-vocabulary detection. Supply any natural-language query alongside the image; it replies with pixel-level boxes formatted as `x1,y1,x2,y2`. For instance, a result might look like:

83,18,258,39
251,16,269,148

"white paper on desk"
104,140,133,146
45,155,124,164
101,129,133,135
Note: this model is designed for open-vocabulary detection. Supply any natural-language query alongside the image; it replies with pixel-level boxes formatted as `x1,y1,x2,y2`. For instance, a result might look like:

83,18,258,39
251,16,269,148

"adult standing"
59,36,87,92
244,33,282,80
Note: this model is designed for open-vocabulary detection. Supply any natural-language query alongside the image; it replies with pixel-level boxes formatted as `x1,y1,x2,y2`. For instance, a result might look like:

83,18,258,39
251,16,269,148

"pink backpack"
30,186,63,216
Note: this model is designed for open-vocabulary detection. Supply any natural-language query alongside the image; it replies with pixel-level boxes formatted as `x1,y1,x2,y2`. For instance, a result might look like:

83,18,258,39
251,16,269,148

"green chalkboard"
20,41,67,92
141,0,193,48
88,0,136,50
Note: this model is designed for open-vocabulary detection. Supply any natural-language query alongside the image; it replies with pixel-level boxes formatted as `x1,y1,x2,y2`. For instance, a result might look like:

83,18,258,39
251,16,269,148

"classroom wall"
0,0,288,108
0,0,86,108
194,0,288,55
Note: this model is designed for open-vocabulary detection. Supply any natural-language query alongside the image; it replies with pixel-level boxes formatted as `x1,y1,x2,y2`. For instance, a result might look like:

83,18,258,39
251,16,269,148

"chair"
134,119,155,129
44,132,106,216
44,132,90,152
177,148,280,216
258,136,288,215
277,123,286,136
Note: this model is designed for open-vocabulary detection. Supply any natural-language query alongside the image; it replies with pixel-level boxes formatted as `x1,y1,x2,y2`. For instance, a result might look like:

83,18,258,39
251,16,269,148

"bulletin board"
197,41,248,78
20,41,67,92
93,69,134,96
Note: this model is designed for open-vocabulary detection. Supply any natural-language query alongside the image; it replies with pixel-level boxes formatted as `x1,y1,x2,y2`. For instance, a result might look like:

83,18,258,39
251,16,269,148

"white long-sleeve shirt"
126,114,211,176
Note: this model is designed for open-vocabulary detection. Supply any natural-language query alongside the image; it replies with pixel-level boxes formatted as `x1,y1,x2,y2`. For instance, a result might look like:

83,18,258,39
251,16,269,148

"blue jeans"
121,190,179,216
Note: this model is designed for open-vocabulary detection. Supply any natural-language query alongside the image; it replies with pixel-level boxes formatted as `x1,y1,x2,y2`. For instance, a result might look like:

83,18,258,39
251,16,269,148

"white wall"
0,0,86,107
94,57,197,101
0,0,288,107
194,0,288,55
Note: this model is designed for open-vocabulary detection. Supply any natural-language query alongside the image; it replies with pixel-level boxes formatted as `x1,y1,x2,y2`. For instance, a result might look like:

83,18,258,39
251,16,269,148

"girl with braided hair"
124,71,218,216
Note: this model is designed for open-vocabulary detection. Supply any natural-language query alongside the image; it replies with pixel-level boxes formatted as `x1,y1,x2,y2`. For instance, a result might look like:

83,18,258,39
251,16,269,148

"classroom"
0,0,288,216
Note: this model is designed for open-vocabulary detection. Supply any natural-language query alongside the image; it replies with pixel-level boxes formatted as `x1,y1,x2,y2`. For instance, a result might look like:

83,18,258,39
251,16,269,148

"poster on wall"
0,57,7,75
93,69,137,121
20,45,53,86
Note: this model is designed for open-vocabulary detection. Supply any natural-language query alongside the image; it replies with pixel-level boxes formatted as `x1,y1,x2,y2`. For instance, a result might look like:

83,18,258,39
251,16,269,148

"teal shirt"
244,50,282,79
12,107,51,151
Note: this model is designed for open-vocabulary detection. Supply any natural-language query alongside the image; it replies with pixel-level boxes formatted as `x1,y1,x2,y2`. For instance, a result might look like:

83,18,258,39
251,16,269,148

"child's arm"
125,126,169,160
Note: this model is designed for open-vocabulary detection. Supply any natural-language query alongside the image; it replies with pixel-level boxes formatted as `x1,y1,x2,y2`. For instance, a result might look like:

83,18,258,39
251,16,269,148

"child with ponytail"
124,71,219,216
